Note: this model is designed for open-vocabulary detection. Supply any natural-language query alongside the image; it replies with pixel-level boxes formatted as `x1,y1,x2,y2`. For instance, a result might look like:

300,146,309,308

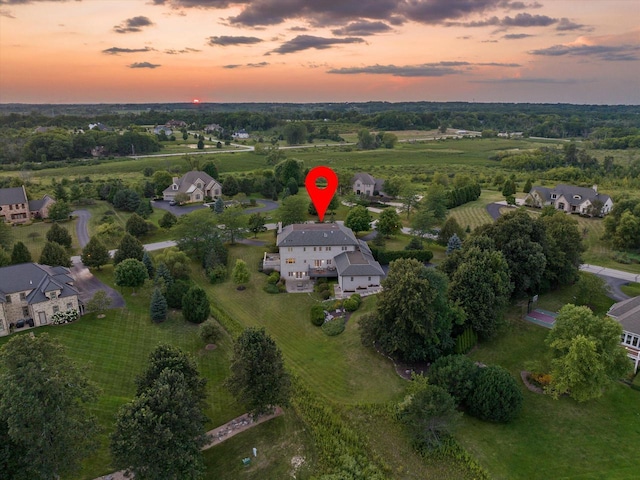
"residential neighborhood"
524,184,613,216
162,170,222,203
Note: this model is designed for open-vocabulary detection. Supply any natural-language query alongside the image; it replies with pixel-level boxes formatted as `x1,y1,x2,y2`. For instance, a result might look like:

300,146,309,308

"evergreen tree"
135,198,153,219
222,175,239,197
213,197,225,214
46,223,72,248
149,287,168,323
203,161,219,179
142,251,155,279
225,327,291,418
0,246,11,267
113,233,144,265
126,213,150,238
446,233,463,254
232,259,250,288
40,241,71,267
11,241,32,264
81,236,110,270
48,201,72,222
182,286,210,324
155,262,174,291
523,178,533,193
158,211,178,229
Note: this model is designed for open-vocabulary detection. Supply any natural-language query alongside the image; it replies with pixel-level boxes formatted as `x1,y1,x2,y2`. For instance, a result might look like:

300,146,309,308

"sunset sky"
0,0,639,104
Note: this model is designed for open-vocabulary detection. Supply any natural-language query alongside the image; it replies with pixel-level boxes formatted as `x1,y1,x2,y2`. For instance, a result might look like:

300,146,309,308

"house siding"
279,245,355,279
339,274,381,292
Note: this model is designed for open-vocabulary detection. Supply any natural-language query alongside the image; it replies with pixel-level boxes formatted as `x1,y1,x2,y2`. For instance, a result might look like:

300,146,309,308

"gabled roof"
0,186,28,205
334,250,385,277
608,296,640,335
0,263,78,304
277,223,359,247
162,171,220,195
530,184,611,206
352,173,376,185
28,195,54,211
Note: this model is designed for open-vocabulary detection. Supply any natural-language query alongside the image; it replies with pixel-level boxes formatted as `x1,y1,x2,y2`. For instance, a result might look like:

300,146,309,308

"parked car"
15,320,25,329
26,318,34,327
169,200,177,206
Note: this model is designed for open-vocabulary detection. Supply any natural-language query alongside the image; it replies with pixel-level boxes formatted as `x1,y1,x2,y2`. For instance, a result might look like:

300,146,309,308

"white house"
232,129,249,139
524,184,613,216
162,170,222,203
352,173,386,197
607,296,640,373
264,223,384,295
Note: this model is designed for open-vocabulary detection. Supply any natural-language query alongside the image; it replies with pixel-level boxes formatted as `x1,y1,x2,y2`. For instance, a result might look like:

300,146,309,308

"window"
368,277,371,281
5,295,10,303
50,291,58,300
288,272,293,277
634,336,639,347
287,247,293,252
53,306,59,314
22,307,29,318
314,260,322,267
551,193,557,199
303,247,306,251
197,183,202,189
350,277,354,281
19,292,26,301
326,247,331,251
286,258,296,264
313,247,317,251
196,194,201,200
0,321,4,331
66,303,73,310
342,246,348,251
327,259,332,265
173,184,178,190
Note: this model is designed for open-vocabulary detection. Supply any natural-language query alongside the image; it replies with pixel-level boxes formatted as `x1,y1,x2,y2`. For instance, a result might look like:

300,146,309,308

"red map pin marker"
305,166,338,222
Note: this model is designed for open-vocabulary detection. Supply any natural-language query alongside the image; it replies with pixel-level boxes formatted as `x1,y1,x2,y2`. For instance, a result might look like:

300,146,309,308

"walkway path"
93,408,284,480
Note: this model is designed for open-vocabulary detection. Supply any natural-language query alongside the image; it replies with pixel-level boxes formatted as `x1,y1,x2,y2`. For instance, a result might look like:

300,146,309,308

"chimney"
592,184,598,193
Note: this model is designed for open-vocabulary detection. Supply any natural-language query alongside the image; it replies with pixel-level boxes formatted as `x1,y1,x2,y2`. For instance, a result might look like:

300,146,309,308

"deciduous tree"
377,208,401,237
344,205,372,234
467,365,523,423
226,327,291,418
279,195,307,226
0,334,99,479
248,212,267,237
232,259,250,288
545,304,630,402
86,290,112,314
48,201,72,222
114,258,147,291
216,206,247,244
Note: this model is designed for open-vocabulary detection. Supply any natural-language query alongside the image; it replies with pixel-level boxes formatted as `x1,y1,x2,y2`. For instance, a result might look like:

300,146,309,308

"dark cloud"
164,47,201,54
114,16,154,34
208,35,263,46
102,46,155,55
530,44,640,61
503,33,534,39
448,12,556,28
270,35,364,55
128,62,161,69
289,26,308,32
556,18,589,31
223,61,269,68
327,60,520,77
149,1,518,28
332,21,392,36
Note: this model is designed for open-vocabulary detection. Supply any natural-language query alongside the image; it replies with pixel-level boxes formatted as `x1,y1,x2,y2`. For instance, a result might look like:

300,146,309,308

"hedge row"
209,303,244,339
370,248,433,265
446,183,482,209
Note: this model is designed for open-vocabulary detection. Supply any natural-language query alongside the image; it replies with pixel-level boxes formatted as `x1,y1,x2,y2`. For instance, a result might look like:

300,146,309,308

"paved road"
73,209,91,248
152,198,279,217
580,264,640,283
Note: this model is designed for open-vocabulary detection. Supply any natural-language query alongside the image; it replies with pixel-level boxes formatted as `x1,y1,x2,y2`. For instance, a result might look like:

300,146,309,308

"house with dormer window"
524,184,613,216
162,171,222,203
0,263,80,336
607,296,640,373
263,223,385,294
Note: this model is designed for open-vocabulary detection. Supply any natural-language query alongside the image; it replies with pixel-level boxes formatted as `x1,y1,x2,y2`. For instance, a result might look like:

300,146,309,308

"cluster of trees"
1,222,75,268
356,129,398,150
603,198,640,250
446,183,481,208
20,129,161,163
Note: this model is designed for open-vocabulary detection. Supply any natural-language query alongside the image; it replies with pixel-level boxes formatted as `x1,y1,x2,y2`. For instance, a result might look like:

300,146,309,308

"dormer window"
50,291,58,300
573,195,581,200
172,184,178,190
551,194,557,199
197,183,202,189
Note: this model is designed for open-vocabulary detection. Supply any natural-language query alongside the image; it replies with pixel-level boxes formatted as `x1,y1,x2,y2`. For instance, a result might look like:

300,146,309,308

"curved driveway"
72,210,125,308
152,198,279,217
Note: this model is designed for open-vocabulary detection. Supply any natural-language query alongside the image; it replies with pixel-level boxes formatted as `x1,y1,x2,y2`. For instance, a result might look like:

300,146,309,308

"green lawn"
7,218,79,258
621,282,640,297
448,189,503,231
458,295,640,480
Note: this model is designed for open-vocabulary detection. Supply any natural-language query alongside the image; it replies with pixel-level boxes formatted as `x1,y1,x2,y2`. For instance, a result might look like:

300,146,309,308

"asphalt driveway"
152,198,279,217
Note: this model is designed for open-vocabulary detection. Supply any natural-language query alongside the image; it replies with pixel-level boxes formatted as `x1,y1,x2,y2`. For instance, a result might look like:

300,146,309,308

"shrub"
350,293,362,307
319,290,331,300
208,265,227,284
468,365,523,423
263,283,280,294
51,309,79,325
428,355,478,404
369,248,433,265
322,318,345,336
267,271,280,284
343,298,359,312
406,237,424,250
199,319,222,345
310,304,325,326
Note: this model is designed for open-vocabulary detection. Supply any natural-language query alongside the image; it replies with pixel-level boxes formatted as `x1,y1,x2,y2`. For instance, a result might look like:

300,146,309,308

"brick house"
0,186,55,224
0,263,81,336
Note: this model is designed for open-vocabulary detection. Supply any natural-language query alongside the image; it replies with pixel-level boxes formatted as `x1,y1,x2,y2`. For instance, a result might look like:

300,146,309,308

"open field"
448,189,504,231
7,218,79,259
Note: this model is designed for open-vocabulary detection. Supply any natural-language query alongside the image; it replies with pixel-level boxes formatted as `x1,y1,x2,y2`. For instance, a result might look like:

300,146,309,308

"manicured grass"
457,296,640,480
448,189,503,231
7,219,79,258
0,268,241,479
621,282,640,297
203,244,406,404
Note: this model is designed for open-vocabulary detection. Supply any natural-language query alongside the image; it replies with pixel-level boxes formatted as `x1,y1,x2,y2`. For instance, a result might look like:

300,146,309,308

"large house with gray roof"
0,263,80,336
524,184,613,216
352,173,386,197
263,223,384,295
0,186,55,224
162,170,222,204
607,296,640,373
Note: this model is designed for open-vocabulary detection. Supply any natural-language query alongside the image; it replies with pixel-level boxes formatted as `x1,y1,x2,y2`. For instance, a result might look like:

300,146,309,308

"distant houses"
524,184,613,216
153,125,173,136
352,172,386,197
0,186,55,224
162,171,222,203
232,129,249,139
